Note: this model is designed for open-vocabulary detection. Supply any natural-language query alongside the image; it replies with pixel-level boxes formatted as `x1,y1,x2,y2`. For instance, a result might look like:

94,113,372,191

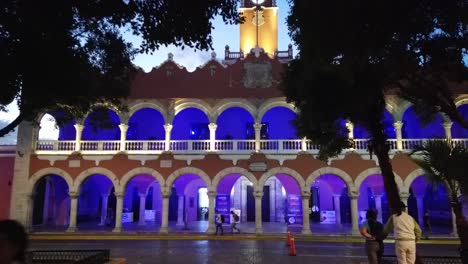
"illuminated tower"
240,0,278,56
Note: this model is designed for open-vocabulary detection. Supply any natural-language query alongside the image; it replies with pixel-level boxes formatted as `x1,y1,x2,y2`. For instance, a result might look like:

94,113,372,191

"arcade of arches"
15,100,468,235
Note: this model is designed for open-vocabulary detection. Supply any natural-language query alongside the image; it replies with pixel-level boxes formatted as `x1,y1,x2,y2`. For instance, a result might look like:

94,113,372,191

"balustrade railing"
34,138,468,155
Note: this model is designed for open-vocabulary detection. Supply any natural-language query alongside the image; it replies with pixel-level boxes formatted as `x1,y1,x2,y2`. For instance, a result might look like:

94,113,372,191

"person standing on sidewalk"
230,211,241,234
360,209,384,264
383,201,422,264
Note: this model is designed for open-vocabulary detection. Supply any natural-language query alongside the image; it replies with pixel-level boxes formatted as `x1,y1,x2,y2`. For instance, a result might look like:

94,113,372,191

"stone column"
350,195,359,235
443,121,453,139
301,137,308,152
374,195,383,223
451,210,458,237
160,188,171,234
118,124,129,151
254,191,263,234
25,193,35,232
164,123,173,151
67,192,79,232
113,192,125,232
207,191,217,234
333,194,342,226
138,193,146,226
99,194,109,226
208,123,217,151
176,195,185,226
400,192,410,206
254,123,263,152
9,121,34,225
42,178,51,225
74,124,84,151
301,191,311,234
346,121,354,139
394,121,403,151
416,195,424,226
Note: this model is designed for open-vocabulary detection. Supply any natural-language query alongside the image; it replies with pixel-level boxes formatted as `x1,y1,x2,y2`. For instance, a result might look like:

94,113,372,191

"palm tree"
410,139,468,261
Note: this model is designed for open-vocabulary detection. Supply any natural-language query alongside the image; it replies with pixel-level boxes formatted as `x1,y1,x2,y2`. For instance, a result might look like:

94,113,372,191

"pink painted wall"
0,156,14,219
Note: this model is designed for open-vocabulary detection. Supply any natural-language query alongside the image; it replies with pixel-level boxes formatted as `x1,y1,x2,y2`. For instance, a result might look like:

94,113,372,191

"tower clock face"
251,0,265,5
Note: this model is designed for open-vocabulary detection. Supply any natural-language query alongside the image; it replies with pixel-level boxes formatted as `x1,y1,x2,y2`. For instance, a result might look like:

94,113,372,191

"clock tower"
240,0,278,57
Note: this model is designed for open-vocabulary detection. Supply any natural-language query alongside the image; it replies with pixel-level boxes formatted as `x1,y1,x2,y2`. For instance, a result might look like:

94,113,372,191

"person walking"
230,211,241,234
360,209,384,264
215,211,224,235
383,201,422,264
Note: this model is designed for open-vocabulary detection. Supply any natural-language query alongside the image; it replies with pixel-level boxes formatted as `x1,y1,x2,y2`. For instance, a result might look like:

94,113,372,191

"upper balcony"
34,138,468,155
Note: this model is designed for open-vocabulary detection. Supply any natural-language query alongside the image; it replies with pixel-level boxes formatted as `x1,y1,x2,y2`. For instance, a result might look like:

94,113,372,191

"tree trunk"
369,122,401,214
452,201,468,261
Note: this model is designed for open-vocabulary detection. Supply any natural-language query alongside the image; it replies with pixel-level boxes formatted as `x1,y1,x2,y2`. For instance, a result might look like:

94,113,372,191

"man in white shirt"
383,201,422,264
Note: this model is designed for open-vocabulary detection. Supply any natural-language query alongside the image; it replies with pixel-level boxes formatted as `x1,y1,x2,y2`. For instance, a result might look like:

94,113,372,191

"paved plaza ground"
29,236,460,264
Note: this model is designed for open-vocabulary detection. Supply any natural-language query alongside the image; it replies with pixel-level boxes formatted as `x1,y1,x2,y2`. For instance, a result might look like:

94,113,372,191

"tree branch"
0,113,24,138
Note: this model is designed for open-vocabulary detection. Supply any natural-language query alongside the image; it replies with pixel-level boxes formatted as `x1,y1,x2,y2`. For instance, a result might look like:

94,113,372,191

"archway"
215,173,255,233
76,174,116,230
452,104,468,138
311,174,351,234
357,174,389,225
353,109,395,139
122,174,161,231
408,175,452,235
31,174,70,231
261,106,298,140
216,107,254,140
127,108,165,151
402,107,444,138
82,108,121,141
168,173,208,232
36,113,76,151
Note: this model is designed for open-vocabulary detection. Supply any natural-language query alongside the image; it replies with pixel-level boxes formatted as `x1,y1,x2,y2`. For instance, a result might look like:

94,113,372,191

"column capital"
164,123,173,132
208,123,218,130
114,191,125,198
139,193,147,198
254,191,264,198
26,192,36,200
393,121,404,129
333,194,342,199
101,193,109,198
253,123,263,130
301,190,311,199
73,124,84,131
68,192,80,199
161,189,172,198
373,194,383,199
399,192,410,199
118,123,129,131
349,194,359,200
207,191,217,197
443,121,453,128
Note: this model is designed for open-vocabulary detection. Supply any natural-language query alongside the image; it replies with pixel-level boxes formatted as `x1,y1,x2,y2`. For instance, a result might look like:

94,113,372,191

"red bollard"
286,231,291,247
289,237,296,256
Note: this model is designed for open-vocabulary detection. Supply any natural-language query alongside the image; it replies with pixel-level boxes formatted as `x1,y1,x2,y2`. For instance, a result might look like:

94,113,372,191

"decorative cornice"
265,154,297,165
82,155,114,166
219,154,251,165
173,155,205,165
37,155,68,166
127,155,160,165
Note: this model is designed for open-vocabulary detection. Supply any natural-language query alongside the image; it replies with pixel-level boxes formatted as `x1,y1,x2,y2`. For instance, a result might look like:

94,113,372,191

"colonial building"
1,0,468,236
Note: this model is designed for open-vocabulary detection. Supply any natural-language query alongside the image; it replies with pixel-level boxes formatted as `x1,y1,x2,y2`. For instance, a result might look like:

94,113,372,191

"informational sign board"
122,212,133,223
215,195,231,224
287,194,303,225
320,210,336,224
145,210,155,221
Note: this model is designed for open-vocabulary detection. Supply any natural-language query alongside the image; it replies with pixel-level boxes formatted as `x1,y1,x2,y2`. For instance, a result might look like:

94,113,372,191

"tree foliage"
410,139,468,255
0,0,242,136
283,0,468,212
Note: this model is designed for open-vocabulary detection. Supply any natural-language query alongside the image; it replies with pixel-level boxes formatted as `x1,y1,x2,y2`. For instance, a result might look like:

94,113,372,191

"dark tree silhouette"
0,0,242,136
282,0,467,224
